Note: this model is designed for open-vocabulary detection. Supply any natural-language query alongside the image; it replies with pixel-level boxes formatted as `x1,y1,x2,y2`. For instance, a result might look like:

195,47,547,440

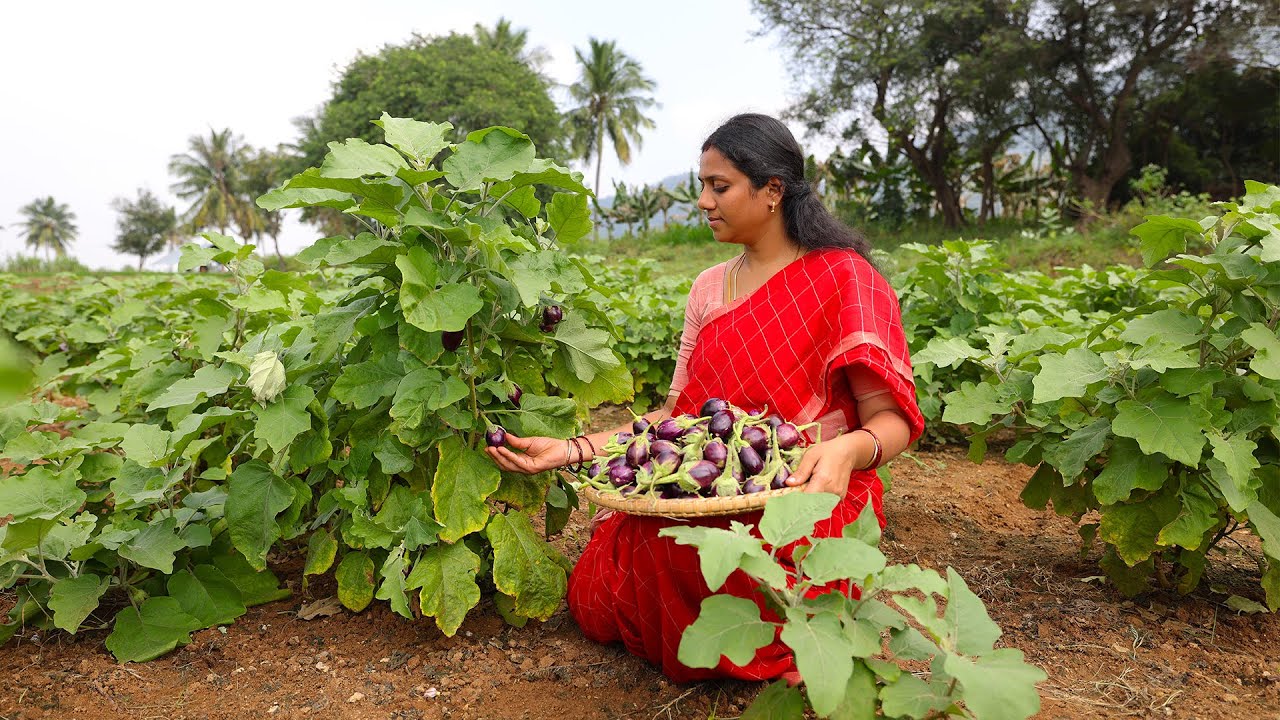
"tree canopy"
112,189,177,270
18,196,77,259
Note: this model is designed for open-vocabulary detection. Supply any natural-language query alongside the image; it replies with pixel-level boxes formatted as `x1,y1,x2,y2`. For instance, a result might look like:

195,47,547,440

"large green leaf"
407,540,481,636
397,247,484,333
1242,323,1280,380
331,354,405,409
1043,418,1111,480
547,192,592,243
147,364,238,411
551,313,622,384
878,672,951,719
0,466,85,522
661,523,769,591
1158,478,1218,550
1033,348,1108,403
758,492,840,547
120,423,174,468
255,384,316,452
487,511,568,620
225,460,295,570
105,597,203,662
942,649,1046,720
319,138,408,178
1093,438,1169,504
677,595,776,668
443,126,536,191
49,574,111,633
1112,395,1210,466
780,608,854,717
391,368,469,429
1248,501,1280,561
374,114,453,164
941,381,1012,426
800,537,886,584
119,517,188,574
375,546,413,619
944,567,1001,655
1130,215,1203,266
743,680,806,720
336,550,376,612
431,437,501,543
1099,490,1181,565
494,394,578,438
167,565,247,626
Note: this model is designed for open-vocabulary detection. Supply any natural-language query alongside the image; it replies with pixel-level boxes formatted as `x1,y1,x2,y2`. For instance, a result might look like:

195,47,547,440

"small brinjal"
765,414,784,430
700,398,729,417
650,439,681,458
652,450,681,476
613,431,634,445
708,410,735,439
775,422,802,450
508,384,522,408
626,435,650,468
485,426,506,447
607,455,628,470
653,418,685,441
442,330,465,352
741,425,770,455
743,477,768,494
633,417,651,435
686,460,721,490
770,464,791,490
702,439,729,469
608,464,636,487
587,462,605,479
542,305,563,328
659,484,687,499
738,445,765,477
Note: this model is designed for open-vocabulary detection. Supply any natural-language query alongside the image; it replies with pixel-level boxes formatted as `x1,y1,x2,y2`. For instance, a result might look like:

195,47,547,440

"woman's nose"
697,189,714,211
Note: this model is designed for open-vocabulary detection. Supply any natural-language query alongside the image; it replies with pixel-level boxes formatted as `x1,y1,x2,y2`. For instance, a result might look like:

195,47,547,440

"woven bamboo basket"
566,471,800,518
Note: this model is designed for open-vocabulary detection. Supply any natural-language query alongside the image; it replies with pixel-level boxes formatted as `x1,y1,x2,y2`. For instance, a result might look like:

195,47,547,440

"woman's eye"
713,186,728,194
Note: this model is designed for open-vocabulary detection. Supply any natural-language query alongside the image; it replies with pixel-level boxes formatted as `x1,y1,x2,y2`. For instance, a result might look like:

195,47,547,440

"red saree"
567,248,924,682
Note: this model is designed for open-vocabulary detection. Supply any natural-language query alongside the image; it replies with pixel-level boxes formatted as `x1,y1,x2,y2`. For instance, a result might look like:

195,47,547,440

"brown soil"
1,407,1277,720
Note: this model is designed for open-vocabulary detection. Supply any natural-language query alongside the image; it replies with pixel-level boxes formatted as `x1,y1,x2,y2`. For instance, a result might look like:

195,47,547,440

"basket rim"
568,472,801,518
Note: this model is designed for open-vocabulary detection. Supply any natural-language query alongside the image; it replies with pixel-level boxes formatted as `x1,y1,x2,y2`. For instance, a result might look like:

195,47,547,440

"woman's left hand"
785,433,860,495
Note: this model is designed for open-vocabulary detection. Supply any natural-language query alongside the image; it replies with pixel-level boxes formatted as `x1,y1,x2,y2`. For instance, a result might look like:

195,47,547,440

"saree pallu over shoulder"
567,247,924,684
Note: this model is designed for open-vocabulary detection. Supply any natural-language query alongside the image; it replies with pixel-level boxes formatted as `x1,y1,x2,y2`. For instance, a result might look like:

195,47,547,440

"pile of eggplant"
578,398,819,499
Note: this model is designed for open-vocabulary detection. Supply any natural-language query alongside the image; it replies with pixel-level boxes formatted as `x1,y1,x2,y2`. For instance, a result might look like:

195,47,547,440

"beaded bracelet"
856,427,883,470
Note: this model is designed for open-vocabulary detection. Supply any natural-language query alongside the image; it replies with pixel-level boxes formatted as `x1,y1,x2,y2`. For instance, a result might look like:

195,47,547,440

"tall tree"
755,0,1026,227
112,189,177,270
1029,0,1256,208
566,38,658,201
169,128,251,235
473,17,551,72
18,197,77,260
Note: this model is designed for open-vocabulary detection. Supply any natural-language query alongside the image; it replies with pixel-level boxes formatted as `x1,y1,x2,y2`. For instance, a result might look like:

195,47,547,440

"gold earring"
770,202,776,214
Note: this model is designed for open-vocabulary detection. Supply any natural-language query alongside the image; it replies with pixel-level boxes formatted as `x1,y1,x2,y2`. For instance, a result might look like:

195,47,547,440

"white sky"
0,0,815,270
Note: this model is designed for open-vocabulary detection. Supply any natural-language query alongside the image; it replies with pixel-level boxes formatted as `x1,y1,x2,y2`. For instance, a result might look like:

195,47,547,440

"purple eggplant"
709,410,735,439
485,426,506,447
743,477,768,494
633,417,651,435
653,418,686,441
508,384,522,408
738,446,764,477
607,464,636,487
626,436,650,468
587,462,605,479
741,426,770,454
653,450,681,476
770,464,792,490
686,460,721,490
613,431,634,445
702,440,729,469
765,414,783,430
776,422,802,450
442,330,465,351
700,398,729,417
659,485,688,499
543,304,563,327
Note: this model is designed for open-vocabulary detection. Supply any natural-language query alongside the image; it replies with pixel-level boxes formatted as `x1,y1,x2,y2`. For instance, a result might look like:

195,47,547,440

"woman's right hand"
485,432,574,475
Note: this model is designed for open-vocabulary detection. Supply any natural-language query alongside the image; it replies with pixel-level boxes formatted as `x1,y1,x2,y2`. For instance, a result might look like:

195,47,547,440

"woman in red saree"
487,114,923,683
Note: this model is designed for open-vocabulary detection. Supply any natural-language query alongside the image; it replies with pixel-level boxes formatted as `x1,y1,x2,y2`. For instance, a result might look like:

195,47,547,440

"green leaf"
443,126,536,191
878,672,950,719
944,567,1001,655
742,680,806,720
1033,348,1108,403
506,251,558,308
397,248,484,333
310,295,378,365
780,609,854,717
118,518,187,574
941,381,1012,426
331,354,404,409
495,394,578,438
0,466,86,522
255,384,316,453
842,502,882,546
660,524,769,592
547,352,634,406
1130,215,1203,266
758,492,840,547
801,538,886,584
487,511,568,621
1207,433,1260,513
375,546,413,619
147,364,238,411
256,186,354,212
1100,490,1181,565
1113,395,1210,466
335,551,376,612
167,565,246,627
942,649,1047,720
1158,478,1218,550
246,351,286,404
873,564,948,597
1043,418,1111,480
551,313,622,384
914,336,982,368
49,574,111,633
829,660,877,720
297,232,399,268
374,113,452,163
407,540,481,636
1093,438,1169,505
677,595,776,669
106,597,203,662
1242,323,1280,380
1247,500,1280,561
211,550,291,606
547,192,592,243
1119,308,1202,347
319,138,408,178
120,423,174,467
225,460,295,570
392,368,469,429
304,530,339,577
431,436,501,543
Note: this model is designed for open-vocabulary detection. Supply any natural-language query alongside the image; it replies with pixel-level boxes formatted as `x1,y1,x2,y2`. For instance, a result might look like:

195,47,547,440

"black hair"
701,113,874,262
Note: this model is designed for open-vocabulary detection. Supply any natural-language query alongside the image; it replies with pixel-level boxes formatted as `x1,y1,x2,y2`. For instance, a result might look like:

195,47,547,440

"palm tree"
169,128,252,236
19,197,77,260
566,38,658,203
473,17,550,72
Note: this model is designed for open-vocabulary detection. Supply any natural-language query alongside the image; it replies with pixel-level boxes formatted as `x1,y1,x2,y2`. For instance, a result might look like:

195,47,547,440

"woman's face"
697,148,774,245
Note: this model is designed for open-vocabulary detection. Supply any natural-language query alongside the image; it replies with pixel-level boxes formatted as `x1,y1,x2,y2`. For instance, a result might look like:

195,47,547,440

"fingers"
787,447,820,486
503,432,533,449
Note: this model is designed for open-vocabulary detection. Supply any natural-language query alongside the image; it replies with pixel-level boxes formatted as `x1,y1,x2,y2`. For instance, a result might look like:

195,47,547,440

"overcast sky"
0,0,818,270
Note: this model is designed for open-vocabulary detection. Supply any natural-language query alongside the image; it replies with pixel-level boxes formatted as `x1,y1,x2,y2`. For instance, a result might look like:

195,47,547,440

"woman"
486,113,923,682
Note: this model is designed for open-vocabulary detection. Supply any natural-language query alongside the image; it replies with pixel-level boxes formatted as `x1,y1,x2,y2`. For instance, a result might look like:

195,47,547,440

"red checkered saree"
567,247,924,683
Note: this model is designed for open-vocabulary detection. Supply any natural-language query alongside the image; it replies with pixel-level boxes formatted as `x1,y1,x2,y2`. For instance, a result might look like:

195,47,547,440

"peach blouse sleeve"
667,263,727,398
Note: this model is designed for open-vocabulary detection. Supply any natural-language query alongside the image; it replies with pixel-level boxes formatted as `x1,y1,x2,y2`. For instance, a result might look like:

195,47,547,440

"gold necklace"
729,246,802,302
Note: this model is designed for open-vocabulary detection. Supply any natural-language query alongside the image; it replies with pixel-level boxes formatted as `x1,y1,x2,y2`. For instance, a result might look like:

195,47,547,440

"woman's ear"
767,178,785,203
